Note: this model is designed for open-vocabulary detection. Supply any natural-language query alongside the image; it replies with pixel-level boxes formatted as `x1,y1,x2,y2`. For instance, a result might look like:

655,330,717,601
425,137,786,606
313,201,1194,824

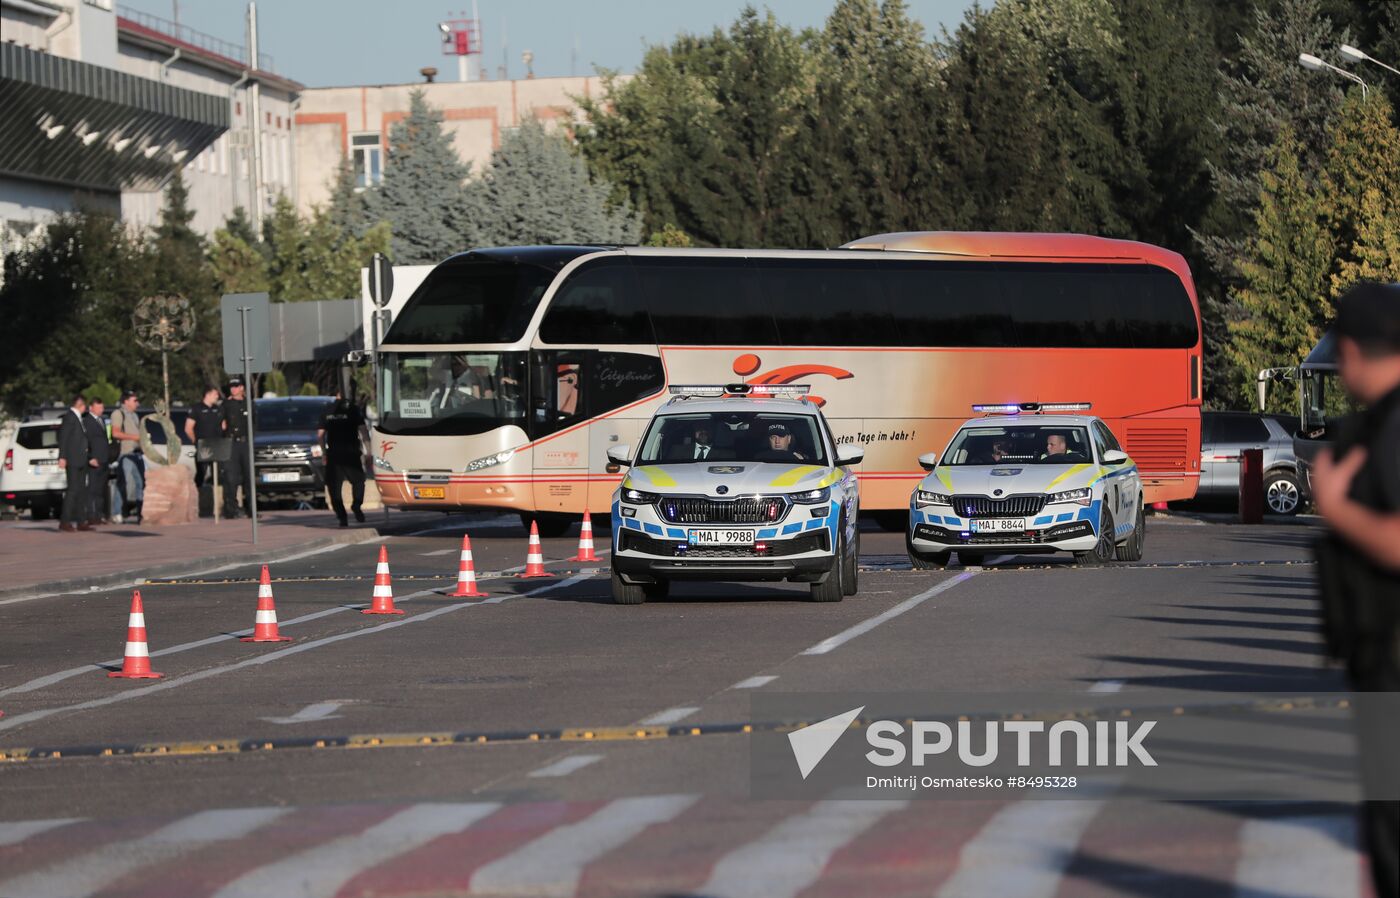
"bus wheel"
521,512,572,539
611,569,647,605
871,511,908,532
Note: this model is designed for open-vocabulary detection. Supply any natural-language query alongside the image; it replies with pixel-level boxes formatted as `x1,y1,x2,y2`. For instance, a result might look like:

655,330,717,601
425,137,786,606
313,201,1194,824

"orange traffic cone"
109,590,164,679
519,520,552,578
241,565,293,642
448,533,487,597
363,545,404,614
571,510,600,562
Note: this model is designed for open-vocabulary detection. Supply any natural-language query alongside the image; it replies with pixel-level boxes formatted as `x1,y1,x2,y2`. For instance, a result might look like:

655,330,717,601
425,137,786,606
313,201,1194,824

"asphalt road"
0,514,1375,898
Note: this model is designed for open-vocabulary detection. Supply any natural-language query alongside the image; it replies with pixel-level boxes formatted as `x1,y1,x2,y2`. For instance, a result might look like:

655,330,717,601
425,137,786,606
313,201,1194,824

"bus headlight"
790,486,830,505
373,456,394,472
1049,487,1092,506
622,487,659,504
915,490,951,507
464,449,516,472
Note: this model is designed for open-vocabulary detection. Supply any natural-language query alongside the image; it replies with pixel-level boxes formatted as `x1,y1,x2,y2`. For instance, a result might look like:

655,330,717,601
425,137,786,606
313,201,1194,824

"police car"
907,404,1145,567
608,384,864,604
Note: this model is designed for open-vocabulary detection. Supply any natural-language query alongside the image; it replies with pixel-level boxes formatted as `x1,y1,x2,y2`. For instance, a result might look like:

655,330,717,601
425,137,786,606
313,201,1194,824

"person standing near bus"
1310,281,1400,898
318,391,370,527
220,376,252,518
186,385,224,518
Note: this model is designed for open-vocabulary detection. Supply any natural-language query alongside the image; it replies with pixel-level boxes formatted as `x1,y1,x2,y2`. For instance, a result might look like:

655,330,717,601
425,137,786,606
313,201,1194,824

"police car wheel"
1074,508,1116,566
1116,503,1145,562
905,534,949,570
841,521,859,596
811,534,845,602
611,569,647,605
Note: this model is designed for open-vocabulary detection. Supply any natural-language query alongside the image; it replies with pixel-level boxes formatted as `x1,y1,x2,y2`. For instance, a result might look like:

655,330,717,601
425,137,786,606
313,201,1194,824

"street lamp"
1299,52,1369,99
1339,44,1400,78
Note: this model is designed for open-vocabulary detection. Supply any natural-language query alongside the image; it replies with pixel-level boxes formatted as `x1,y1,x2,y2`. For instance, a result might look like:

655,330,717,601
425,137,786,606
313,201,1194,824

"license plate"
32,459,57,466
261,472,300,483
413,486,446,499
971,518,1025,533
688,528,754,546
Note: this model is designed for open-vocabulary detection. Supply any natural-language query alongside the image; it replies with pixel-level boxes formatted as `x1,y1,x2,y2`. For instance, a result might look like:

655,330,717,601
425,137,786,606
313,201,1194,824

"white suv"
1,419,65,520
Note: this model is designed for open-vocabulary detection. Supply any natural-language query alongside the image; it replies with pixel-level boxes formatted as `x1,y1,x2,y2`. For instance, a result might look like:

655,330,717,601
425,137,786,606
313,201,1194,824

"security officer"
185,385,224,518
84,397,112,525
1311,281,1400,898
317,390,369,527
220,376,252,518
57,393,92,532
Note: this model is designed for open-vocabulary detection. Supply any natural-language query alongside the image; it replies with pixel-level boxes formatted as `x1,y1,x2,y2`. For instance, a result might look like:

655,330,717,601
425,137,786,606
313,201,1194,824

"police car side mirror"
606,445,632,467
918,452,939,471
1102,449,1129,465
835,444,864,466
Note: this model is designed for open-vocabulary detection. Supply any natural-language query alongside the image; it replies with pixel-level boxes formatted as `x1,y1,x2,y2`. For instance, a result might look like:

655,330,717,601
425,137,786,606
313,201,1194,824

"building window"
352,133,382,188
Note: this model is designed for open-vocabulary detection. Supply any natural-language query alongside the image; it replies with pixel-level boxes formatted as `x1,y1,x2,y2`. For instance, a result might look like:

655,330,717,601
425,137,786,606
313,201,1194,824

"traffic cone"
571,510,600,562
519,520,552,578
109,590,164,679
1152,501,1169,512
363,545,404,614
448,533,487,597
241,565,293,642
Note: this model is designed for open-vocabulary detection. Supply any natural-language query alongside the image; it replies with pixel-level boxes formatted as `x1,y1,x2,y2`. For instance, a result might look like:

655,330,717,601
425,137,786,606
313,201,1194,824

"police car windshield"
637,412,827,466
943,425,1093,465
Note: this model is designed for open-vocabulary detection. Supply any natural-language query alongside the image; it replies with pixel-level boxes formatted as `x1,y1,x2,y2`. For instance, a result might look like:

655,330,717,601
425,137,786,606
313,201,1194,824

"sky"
118,0,977,87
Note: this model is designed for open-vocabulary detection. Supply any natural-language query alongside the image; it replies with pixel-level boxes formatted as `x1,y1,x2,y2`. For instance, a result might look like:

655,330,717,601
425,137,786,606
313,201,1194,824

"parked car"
1197,411,1303,515
0,419,65,519
254,396,334,506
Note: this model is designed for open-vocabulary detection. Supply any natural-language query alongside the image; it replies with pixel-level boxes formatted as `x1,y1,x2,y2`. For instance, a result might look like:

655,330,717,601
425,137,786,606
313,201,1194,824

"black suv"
254,397,334,506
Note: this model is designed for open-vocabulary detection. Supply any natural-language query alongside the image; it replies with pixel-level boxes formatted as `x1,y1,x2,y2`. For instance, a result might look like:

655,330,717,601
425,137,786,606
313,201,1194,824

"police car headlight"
915,490,952,507
1049,487,1092,506
464,449,515,472
790,486,830,505
622,487,659,504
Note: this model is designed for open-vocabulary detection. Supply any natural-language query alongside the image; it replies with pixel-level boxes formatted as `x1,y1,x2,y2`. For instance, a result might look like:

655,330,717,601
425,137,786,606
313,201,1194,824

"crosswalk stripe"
210,802,499,898
637,706,699,726
0,807,288,898
0,818,82,847
529,754,604,778
935,798,1104,898
469,794,697,897
697,799,909,898
1234,814,1362,898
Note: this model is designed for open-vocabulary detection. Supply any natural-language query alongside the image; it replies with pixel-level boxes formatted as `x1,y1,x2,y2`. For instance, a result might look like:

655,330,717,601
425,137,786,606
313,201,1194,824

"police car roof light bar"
667,383,811,399
972,401,1092,415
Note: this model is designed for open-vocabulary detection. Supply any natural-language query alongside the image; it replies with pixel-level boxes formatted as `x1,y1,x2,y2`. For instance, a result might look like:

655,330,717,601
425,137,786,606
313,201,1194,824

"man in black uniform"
185,385,223,518
220,376,252,518
1311,281,1400,898
57,393,92,532
84,397,111,525
318,391,369,527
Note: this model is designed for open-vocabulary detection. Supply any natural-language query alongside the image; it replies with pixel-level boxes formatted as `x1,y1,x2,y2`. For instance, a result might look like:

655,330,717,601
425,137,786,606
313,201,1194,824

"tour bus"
370,231,1202,534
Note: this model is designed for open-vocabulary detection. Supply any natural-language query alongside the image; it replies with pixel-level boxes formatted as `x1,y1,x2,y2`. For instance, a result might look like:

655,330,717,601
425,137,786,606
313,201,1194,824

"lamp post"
1340,44,1400,78
1299,53,1369,99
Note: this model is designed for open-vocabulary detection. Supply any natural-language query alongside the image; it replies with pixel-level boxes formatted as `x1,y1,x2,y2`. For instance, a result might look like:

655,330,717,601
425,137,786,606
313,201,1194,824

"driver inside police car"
758,423,807,462
1044,432,1069,458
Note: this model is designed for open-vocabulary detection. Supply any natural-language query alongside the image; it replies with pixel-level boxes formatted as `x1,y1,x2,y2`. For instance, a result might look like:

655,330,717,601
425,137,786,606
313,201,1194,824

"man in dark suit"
84,397,112,525
57,393,94,532
666,422,734,462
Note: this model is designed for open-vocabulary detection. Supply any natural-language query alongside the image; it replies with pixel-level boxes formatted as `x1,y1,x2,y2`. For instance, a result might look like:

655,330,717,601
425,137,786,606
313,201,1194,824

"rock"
141,464,198,525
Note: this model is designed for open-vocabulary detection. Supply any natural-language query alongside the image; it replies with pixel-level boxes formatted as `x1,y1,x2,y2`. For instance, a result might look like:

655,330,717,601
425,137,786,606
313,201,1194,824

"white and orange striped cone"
448,533,487,597
241,565,293,642
109,590,164,679
363,545,404,614
571,510,599,562
519,520,552,578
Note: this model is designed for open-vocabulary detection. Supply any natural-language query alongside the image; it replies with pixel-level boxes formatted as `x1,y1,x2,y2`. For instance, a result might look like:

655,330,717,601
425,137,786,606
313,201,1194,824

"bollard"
1239,447,1264,524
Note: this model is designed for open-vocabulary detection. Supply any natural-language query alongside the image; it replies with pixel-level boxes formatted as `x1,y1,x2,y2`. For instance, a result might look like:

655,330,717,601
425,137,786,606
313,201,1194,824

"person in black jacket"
84,397,112,525
57,393,94,532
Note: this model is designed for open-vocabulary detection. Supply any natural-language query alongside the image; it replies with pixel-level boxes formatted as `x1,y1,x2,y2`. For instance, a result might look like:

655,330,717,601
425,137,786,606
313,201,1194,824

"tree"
149,171,222,393
366,90,478,263
261,194,390,302
471,118,641,245
643,223,693,247
1319,91,1400,294
325,157,371,238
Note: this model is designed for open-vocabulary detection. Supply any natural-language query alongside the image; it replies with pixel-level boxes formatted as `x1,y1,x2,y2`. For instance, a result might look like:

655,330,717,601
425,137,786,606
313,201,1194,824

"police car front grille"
622,532,826,557
954,495,1046,518
657,497,787,525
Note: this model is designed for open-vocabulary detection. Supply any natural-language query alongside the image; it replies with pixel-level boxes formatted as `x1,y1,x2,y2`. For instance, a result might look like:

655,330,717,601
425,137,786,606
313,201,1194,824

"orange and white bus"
370,232,1202,533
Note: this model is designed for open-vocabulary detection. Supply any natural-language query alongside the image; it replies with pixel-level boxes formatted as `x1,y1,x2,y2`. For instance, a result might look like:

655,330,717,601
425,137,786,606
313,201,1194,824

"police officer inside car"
220,376,252,518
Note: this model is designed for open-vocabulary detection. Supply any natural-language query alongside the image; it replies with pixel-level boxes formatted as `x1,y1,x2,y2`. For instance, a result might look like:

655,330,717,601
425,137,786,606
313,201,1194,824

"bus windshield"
636,412,828,466
384,260,554,344
378,351,528,436
942,425,1093,465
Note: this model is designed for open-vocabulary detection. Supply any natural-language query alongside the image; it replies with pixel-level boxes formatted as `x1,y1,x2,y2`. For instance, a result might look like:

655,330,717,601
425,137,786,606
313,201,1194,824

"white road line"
469,794,697,897
801,572,976,656
0,575,592,734
936,797,1104,898
528,754,604,778
1088,680,1124,694
0,818,82,847
0,807,288,898
212,802,500,898
419,548,459,556
637,706,699,726
699,799,909,898
731,675,777,690
1234,814,1361,898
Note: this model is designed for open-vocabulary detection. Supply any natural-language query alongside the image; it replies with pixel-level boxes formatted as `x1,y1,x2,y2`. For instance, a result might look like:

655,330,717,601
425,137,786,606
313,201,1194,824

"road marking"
528,754,604,778
260,700,350,725
699,799,908,898
419,548,459,556
987,554,1015,565
731,675,777,690
469,794,697,897
0,818,81,846
212,803,500,898
800,572,976,656
638,706,699,726
1234,814,1361,898
935,797,1104,898
0,575,591,734
1088,680,1124,694
0,807,288,898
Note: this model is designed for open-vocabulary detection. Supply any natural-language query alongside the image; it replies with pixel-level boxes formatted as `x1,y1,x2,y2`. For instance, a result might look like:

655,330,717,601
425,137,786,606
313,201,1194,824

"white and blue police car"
608,384,864,604
907,404,1145,567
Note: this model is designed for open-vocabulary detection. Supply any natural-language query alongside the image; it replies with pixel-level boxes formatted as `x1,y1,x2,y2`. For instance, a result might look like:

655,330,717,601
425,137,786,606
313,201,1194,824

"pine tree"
1319,90,1400,294
262,194,391,301
326,157,371,238
149,170,222,395
365,90,479,263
